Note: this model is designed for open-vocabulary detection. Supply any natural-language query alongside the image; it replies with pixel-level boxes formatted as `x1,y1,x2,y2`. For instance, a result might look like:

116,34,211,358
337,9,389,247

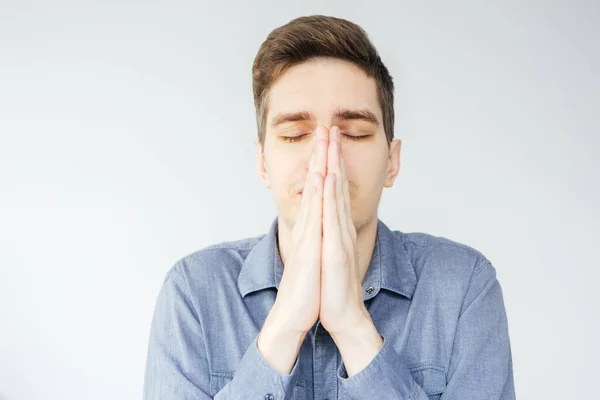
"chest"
203,293,453,399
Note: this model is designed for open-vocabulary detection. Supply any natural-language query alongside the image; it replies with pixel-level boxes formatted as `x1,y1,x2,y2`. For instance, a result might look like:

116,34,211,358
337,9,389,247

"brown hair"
252,15,395,151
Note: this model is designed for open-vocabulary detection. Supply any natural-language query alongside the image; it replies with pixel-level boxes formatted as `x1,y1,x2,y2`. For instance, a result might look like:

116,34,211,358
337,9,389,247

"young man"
143,15,515,400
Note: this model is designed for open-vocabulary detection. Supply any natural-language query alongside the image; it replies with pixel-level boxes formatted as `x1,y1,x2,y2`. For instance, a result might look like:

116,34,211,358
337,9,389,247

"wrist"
260,318,307,346
257,319,306,375
330,317,383,378
265,302,311,337
330,314,378,344
328,304,371,338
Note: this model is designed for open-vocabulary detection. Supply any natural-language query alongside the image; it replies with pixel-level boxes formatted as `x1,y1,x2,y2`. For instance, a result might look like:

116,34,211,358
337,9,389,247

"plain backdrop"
1,1,598,399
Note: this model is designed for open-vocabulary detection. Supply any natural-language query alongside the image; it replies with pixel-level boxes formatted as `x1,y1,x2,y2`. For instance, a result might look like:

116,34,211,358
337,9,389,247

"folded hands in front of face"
317,125,369,337
264,125,382,377
283,125,371,335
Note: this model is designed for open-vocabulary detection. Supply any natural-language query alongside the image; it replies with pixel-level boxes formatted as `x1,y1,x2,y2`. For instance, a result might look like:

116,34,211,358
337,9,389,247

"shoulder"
164,233,264,293
393,230,495,285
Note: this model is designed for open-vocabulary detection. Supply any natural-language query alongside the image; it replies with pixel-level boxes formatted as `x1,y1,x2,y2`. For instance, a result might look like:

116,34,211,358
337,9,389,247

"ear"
383,139,402,188
254,138,271,189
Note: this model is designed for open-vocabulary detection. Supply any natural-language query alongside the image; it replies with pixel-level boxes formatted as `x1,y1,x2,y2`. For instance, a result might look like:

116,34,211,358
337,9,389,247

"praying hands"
257,125,383,378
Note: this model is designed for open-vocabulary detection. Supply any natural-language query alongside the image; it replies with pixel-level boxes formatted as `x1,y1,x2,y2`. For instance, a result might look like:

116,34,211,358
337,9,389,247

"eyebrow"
270,107,380,128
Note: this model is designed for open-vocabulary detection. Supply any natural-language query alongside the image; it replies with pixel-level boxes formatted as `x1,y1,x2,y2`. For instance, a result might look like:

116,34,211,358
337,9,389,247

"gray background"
1,0,598,399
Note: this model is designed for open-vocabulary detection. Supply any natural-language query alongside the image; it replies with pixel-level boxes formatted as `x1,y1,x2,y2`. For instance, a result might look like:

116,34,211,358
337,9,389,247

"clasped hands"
264,125,384,378
298,124,383,377
305,125,368,336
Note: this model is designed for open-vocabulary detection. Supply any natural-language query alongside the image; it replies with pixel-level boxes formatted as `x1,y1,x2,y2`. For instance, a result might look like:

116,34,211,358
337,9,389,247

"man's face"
255,57,401,233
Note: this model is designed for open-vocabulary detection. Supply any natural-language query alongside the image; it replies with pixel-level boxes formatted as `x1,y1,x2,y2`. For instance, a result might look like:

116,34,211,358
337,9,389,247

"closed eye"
281,133,371,143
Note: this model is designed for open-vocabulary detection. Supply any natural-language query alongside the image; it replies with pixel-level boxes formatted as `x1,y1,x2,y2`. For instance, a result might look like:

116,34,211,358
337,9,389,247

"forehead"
266,58,382,124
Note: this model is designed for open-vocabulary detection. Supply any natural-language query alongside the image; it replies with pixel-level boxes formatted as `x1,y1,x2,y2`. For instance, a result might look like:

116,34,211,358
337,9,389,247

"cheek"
267,153,299,178
268,158,306,198
343,153,387,188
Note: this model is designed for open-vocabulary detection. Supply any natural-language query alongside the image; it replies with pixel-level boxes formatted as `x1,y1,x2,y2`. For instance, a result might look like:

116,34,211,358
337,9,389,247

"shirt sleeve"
142,264,302,399
337,260,515,400
337,332,417,399
222,330,301,399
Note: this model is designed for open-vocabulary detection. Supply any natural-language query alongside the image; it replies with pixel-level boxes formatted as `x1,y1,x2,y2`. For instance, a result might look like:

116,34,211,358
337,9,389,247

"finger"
323,173,340,246
332,126,347,218
297,125,328,235
331,126,354,240
328,126,349,239
339,144,354,241
308,172,324,239
304,126,327,228
294,136,319,236
314,125,329,178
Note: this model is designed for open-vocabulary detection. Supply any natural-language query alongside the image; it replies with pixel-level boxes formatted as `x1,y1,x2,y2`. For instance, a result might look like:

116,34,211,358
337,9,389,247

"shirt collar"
237,216,417,300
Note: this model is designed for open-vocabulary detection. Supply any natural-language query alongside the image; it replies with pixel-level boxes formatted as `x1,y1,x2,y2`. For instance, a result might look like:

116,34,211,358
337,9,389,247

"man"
143,15,515,400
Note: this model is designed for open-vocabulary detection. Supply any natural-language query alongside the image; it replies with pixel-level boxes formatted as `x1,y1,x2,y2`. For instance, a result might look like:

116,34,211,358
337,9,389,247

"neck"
277,215,379,285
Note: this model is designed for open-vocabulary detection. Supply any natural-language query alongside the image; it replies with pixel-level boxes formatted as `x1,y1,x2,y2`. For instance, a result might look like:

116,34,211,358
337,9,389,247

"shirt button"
366,286,374,294
264,394,274,400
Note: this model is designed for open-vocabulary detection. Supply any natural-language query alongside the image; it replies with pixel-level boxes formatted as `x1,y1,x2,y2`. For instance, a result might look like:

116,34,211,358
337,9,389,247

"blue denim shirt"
143,216,515,399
